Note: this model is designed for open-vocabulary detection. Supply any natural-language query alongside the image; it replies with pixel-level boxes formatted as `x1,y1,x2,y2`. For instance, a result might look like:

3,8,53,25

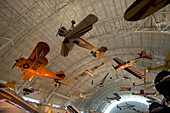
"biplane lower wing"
22,73,35,81
113,58,124,65
124,66,144,79
61,38,74,57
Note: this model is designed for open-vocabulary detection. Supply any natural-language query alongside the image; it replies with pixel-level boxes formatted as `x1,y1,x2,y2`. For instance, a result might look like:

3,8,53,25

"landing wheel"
71,20,76,25
23,63,29,69
73,40,79,45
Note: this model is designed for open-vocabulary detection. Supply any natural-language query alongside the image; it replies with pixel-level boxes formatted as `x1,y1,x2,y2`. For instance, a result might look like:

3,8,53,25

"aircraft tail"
96,46,108,59
55,71,66,78
138,51,152,60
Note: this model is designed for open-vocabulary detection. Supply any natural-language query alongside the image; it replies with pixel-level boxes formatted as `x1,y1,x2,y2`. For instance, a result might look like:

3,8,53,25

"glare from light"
22,96,40,104
104,95,149,113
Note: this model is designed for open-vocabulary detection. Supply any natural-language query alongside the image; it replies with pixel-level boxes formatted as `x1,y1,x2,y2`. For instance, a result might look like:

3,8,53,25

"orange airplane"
12,42,68,83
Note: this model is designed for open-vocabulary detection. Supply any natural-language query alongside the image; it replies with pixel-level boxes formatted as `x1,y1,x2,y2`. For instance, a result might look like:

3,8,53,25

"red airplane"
113,51,152,79
132,89,160,96
12,42,68,83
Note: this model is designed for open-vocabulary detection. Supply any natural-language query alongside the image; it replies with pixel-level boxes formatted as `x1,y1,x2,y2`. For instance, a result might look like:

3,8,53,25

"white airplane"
59,57,111,84
57,14,107,59
113,51,152,79
117,102,135,110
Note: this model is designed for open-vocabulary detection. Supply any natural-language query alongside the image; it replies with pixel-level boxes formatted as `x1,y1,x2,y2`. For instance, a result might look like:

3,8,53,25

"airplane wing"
164,53,170,62
66,14,98,39
113,57,125,65
89,57,111,72
60,38,74,57
84,92,95,96
28,42,50,61
124,0,170,21
22,73,35,81
124,66,145,79
60,72,86,84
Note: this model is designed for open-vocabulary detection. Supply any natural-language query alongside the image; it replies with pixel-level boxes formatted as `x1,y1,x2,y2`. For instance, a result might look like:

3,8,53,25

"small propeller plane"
132,89,160,96
12,42,69,83
113,51,152,79
124,0,170,21
146,53,170,72
72,90,97,99
23,84,41,96
117,102,135,110
105,93,121,101
66,105,80,113
120,87,131,92
57,14,108,59
59,57,111,84
97,73,109,88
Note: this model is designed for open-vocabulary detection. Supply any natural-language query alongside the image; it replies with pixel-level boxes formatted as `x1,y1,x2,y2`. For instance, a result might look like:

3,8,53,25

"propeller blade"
12,63,16,69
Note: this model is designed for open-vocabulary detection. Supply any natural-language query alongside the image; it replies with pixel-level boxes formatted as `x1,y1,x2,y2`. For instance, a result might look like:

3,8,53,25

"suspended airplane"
120,87,131,92
105,93,121,101
59,57,111,84
57,14,108,59
132,89,159,96
97,72,109,88
146,53,170,72
114,76,131,83
72,90,96,99
0,83,40,113
12,42,70,84
117,102,135,110
124,0,170,21
23,85,41,96
112,51,152,79
66,105,80,113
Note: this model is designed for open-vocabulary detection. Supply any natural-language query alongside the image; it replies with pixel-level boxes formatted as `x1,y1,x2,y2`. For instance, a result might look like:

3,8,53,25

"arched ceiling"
0,0,170,112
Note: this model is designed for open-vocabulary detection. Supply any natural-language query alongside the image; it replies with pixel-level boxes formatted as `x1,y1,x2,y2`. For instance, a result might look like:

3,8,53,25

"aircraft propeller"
12,54,23,69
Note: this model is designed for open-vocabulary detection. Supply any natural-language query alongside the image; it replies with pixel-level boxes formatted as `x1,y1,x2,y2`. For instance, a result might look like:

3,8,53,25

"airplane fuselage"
16,57,64,80
115,58,141,70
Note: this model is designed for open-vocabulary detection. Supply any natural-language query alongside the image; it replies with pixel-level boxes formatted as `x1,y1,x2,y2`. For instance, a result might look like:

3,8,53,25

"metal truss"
0,0,74,58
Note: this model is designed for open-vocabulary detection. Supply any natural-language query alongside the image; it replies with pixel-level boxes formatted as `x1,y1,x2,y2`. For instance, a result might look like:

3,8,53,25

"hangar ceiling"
0,0,170,112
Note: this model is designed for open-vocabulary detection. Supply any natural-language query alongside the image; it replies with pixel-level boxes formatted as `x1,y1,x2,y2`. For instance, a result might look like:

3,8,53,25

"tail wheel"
23,63,29,69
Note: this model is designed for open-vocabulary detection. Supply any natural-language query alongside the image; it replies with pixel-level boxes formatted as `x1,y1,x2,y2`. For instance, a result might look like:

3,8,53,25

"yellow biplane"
146,53,170,72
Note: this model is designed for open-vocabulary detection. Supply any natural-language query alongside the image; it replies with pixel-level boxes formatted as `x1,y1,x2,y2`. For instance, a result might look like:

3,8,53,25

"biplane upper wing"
22,72,35,81
60,72,87,84
113,57,125,65
164,53,170,62
89,57,111,72
124,66,144,79
28,42,50,61
66,14,98,39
